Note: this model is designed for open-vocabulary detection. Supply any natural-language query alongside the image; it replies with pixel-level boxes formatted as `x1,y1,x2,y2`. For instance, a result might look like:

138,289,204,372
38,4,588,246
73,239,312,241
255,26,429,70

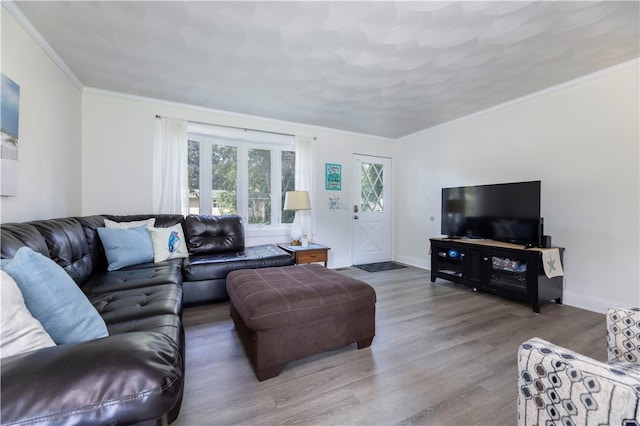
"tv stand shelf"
429,238,564,313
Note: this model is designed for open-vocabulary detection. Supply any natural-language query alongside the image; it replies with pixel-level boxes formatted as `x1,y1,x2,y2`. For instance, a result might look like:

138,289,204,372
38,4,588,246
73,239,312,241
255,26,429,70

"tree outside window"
248,148,270,224
281,151,295,224
212,144,237,215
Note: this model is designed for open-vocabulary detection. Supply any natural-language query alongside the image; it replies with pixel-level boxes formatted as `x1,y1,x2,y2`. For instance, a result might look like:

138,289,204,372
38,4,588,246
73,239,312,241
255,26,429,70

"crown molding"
83,87,396,143
3,1,84,90
397,58,640,142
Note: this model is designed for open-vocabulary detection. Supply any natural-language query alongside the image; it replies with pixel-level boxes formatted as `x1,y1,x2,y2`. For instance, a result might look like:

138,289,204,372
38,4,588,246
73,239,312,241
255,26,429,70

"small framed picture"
325,163,341,190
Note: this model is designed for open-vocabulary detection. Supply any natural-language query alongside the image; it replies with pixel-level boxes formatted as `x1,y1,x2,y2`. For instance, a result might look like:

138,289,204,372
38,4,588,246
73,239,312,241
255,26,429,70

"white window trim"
188,125,295,236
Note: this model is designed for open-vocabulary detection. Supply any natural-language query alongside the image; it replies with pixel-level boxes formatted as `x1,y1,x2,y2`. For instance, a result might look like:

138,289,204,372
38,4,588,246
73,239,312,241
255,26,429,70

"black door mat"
353,261,407,273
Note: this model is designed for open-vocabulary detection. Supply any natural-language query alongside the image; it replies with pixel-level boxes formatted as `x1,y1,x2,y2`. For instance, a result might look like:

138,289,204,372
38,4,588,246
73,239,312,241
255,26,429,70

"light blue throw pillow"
1,247,109,344
97,226,154,271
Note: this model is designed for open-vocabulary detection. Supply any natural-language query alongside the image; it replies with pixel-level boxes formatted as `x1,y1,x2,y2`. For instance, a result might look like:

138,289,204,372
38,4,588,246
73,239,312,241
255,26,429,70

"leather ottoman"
226,264,376,380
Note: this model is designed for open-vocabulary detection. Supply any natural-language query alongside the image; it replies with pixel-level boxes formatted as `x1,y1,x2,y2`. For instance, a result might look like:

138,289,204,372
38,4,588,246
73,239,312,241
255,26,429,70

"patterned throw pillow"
148,224,189,263
607,307,640,362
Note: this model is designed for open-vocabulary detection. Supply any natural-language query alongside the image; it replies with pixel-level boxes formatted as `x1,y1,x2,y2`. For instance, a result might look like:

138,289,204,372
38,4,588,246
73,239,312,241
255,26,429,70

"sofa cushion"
30,218,94,285
1,271,55,358
185,214,245,255
182,244,294,281
77,215,109,271
106,314,182,338
2,247,109,344
0,331,184,426
149,224,189,262
82,265,182,295
97,226,154,271
90,284,182,324
181,278,229,304
0,222,50,259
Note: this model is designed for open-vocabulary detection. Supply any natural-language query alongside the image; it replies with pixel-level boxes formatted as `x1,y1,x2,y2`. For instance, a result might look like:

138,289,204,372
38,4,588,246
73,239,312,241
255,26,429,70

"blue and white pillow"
148,224,189,263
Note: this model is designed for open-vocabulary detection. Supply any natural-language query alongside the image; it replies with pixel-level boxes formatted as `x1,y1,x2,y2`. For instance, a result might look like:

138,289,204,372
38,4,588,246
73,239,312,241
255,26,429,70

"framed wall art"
1,73,20,197
325,163,341,190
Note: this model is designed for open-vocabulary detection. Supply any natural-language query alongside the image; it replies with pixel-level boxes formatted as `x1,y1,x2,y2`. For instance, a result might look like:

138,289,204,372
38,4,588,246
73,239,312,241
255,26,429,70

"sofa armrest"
607,307,640,362
1,332,183,426
517,337,640,425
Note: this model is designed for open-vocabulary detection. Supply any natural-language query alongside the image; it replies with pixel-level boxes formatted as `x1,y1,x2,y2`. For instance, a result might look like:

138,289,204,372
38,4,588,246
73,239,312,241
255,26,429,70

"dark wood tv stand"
429,238,564,313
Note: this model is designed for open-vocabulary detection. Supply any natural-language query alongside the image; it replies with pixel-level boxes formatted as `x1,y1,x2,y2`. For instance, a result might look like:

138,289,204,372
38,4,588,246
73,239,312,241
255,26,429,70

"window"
188,131,295,229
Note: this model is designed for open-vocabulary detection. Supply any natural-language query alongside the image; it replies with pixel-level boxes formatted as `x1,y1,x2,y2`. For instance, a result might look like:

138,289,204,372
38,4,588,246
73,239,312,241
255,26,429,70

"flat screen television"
441,180,541,245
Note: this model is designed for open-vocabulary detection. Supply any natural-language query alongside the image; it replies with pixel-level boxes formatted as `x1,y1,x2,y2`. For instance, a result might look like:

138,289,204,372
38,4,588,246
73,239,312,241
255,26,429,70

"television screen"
441,181,541,244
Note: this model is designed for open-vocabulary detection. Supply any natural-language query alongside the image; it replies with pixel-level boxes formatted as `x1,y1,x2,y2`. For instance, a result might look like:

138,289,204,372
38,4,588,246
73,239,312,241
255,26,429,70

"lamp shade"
284,191,311,211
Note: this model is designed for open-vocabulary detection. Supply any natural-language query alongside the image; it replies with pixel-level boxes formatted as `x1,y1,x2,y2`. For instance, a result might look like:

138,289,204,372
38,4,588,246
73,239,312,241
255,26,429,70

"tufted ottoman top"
226,264,376,331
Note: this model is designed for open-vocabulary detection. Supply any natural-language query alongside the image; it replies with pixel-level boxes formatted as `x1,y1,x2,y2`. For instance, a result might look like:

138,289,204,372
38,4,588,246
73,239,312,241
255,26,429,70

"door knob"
354,215,359,220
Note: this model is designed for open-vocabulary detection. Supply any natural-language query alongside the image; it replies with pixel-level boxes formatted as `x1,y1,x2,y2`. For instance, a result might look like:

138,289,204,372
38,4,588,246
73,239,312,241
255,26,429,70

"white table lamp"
284,191,311,245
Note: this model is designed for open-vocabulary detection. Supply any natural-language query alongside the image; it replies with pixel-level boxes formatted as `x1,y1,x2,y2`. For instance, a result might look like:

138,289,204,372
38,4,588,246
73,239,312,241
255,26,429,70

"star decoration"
547,258,556,272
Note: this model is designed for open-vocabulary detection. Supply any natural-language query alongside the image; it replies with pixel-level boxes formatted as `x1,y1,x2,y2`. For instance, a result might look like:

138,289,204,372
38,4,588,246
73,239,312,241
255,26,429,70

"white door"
352,154,392,265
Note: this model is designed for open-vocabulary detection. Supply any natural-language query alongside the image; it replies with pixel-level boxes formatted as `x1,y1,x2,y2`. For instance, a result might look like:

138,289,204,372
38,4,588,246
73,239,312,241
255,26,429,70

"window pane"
281,150,295,224
361,162,384,212
187,140,200,215
212,144,237,215
248,148,271,225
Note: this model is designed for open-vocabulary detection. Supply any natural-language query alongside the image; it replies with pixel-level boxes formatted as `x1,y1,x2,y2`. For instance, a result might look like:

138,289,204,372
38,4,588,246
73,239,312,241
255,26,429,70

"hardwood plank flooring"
173,266,605,425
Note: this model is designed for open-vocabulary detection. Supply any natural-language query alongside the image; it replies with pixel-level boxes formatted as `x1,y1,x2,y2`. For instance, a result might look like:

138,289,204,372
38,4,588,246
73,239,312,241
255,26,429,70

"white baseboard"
328,257,353,270
394,257,618,315
395,254,429,270
562,291,621,314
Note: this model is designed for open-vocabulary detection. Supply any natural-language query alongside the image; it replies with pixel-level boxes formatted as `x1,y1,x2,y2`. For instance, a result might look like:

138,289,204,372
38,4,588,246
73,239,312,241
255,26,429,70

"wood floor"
173,266,606,426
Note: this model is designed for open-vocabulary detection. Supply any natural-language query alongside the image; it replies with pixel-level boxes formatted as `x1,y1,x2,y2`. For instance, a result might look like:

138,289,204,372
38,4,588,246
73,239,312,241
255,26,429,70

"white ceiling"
12,1,640,138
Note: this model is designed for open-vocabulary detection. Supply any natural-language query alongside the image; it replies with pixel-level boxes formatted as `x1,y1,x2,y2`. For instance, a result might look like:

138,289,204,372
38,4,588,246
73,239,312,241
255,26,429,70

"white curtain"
152,117,189,215
294,135,315,239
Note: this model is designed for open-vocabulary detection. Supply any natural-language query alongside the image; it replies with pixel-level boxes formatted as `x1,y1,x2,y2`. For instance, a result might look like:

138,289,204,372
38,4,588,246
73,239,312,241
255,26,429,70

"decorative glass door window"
360,162,384,212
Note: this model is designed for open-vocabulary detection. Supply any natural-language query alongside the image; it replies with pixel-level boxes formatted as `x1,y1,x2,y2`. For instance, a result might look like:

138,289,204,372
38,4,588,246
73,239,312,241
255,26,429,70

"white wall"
0,8,82,222
395,61,640,313
81,90,394,268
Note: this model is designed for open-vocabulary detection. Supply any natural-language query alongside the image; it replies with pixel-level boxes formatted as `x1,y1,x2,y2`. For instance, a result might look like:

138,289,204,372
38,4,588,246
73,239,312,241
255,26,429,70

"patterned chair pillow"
517,337,640,425
607,307,640,363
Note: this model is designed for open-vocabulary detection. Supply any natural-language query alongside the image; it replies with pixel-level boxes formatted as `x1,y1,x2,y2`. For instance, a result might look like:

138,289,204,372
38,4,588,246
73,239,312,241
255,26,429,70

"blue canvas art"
1,73,20,196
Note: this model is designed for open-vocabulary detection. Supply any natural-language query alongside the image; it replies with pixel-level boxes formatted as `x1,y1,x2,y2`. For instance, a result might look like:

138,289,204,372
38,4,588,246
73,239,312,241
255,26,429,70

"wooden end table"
277,243,330,267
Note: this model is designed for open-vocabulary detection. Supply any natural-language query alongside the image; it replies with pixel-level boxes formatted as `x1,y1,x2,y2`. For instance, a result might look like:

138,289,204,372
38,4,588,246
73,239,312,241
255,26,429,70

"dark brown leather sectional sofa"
0,214,293,425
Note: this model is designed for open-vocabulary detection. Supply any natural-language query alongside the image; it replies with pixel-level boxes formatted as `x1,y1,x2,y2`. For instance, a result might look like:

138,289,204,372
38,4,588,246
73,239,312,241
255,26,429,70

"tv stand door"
465,249,482,288
429,241,480,286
